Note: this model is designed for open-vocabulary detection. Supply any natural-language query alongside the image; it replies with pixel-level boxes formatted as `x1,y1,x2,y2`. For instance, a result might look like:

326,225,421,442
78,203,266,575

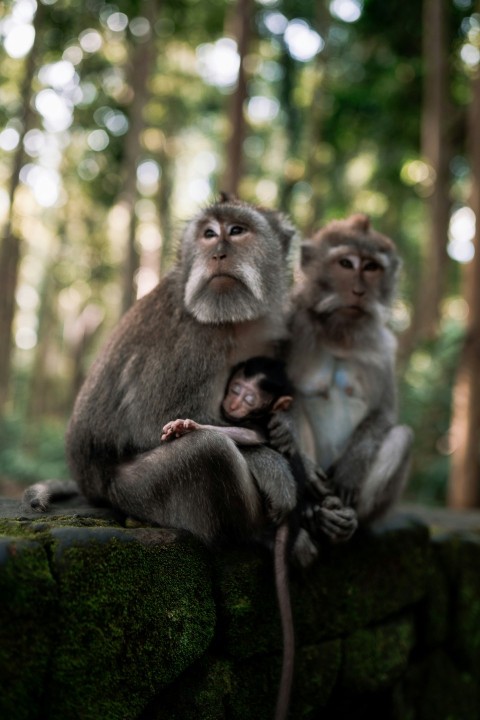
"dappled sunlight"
284,19,324,62
247,96,280,124
329,0,363,23
136,160,161,196
0,0,36,59
196,38,240,88
448,206,476,263
0,127,20,152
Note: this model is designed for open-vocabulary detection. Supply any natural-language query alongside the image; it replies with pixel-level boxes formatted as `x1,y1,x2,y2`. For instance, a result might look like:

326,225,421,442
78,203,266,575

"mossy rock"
144,654,232,720
214,515,430,660
416,538,450,650
290,640,342,718
46,526,216,720
399,650,479,720
341,614,416,694
293,515,430,644
0,536,57,720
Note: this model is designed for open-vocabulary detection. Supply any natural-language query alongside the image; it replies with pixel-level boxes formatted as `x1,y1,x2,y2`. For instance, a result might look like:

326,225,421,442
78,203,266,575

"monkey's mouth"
338,305,366,316
208,274,239,292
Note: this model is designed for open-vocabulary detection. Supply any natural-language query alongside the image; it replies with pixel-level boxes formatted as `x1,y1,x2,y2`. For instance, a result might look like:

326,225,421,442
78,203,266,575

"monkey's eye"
204,227,217,239
363,260,381,272
229,225,245,236
230,383,241,395
245,394,256,407
339,257,354,269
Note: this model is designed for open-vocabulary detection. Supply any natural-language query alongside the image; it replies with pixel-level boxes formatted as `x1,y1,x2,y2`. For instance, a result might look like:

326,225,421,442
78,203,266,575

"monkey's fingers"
322,508,358,543
303,504,357,542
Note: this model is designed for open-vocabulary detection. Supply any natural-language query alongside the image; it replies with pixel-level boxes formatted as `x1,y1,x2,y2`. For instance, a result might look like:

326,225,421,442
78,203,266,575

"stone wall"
1,497,479,720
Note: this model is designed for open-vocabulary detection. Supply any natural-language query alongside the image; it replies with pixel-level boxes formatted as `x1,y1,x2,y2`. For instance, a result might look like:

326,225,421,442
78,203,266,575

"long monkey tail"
274,521,294,720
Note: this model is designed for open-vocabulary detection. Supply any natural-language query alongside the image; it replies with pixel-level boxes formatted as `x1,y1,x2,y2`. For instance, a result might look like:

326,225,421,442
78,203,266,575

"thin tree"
120,0,159,315
0,2,44,414
221,0,252,196
404,0,451,351
447,61,480,508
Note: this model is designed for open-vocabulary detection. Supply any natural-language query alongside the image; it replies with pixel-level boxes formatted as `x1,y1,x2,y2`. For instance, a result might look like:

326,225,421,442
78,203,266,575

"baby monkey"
162,356,318,720
163,356,293,448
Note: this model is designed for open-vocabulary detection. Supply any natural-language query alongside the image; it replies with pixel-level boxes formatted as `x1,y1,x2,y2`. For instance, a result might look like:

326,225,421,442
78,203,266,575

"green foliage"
0,415,68,488
400,320,465,504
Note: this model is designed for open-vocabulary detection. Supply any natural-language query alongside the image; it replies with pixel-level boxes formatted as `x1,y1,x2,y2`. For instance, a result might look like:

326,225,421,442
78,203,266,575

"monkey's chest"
295,356,369,470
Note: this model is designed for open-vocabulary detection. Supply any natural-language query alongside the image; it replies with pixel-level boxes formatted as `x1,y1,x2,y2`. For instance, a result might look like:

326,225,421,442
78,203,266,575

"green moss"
46,527,216,720
0,537,57,720
417,539,450,649
213,546,282,660
341,614,416,694
294,515,430,642
214,515,430,661
450,534,480,674
290,640,342,718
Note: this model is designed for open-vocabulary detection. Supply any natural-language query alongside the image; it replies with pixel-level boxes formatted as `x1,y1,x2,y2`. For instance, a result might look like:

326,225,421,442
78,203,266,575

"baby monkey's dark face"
222,371,272,421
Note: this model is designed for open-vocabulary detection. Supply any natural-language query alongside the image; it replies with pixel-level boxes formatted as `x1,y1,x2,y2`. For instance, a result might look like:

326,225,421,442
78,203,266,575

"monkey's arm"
268,415,359,543
162,418,264,446
267,411,299,457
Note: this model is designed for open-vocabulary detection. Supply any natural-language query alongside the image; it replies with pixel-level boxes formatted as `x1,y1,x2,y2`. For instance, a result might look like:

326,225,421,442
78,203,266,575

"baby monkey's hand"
161,419,200,441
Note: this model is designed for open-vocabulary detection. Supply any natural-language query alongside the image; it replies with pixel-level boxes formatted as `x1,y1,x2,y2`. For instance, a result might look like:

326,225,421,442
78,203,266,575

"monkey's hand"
268,411,297,457
161,419,201,441
303,496,358,543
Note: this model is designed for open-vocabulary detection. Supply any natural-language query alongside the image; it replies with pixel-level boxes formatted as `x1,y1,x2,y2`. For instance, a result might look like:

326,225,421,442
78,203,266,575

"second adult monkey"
288,214,413,527
24,195,356,545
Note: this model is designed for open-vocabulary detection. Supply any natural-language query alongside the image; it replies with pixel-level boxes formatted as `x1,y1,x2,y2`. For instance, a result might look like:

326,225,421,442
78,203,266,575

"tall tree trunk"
447,63,480,508
120,0,159,315
405,0,451,350
158,146,175,273
0,2,44,414
221,0,252,196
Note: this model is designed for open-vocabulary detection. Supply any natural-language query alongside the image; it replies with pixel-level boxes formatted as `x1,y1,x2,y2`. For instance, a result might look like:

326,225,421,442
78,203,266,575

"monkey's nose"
212,252,227,260
352,285,366,296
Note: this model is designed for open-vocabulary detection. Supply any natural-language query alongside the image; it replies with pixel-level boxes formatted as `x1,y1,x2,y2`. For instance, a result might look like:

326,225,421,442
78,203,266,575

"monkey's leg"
357,425,413,523
241,445,297,524
109,430,264,544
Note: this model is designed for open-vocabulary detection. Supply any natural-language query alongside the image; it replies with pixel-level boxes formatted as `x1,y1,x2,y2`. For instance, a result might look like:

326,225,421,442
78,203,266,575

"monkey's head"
181,195,296,324
298,214,400,328
222,356,293,422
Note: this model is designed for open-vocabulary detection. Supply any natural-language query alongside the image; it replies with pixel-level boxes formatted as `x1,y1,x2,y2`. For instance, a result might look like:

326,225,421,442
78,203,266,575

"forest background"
0,0,479,509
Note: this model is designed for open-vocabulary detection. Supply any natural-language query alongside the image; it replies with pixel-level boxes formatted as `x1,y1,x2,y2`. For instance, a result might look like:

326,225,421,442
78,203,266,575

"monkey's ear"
348,213,370,232
300,241,316,268
219,191,236,203
272,396,293,412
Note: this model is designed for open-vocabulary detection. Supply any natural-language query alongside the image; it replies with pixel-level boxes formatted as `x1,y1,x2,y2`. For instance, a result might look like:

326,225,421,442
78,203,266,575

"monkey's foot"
292,528,318,568
161,419,200,441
